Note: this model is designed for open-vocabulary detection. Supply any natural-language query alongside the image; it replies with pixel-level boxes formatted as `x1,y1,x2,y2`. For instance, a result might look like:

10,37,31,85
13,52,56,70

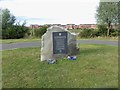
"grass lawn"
2,44,118,88
77,37,118,41
0,37,118,44
0,38,40,44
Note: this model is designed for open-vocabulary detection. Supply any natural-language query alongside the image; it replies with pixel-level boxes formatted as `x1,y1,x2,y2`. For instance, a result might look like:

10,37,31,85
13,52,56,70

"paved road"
1,40,119,50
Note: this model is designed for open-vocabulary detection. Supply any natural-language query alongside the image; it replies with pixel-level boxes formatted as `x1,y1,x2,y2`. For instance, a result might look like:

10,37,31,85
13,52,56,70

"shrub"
12,25,29,39
24,28,32,38
34,26,47,38
97,24,108,36
79,28,98,38
2,24,29,39
110,29,119,37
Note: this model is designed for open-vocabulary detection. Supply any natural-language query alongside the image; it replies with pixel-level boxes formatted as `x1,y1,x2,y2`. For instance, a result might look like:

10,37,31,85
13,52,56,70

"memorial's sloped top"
47,26,67,31
46,26,77,36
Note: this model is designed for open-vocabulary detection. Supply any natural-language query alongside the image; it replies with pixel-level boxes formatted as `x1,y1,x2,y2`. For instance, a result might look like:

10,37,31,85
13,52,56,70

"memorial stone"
41,26,78,61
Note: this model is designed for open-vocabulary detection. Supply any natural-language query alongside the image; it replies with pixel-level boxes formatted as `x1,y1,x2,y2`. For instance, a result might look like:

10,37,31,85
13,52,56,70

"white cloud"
0,0,99,25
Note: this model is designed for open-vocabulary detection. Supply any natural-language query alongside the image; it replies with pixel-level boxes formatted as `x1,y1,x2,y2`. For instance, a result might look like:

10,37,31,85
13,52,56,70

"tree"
2,8,16,39
1,8,29,39
0,9,2,38
97,24,107,36
96,2,118,36
13,21,29,39
118,1,120,30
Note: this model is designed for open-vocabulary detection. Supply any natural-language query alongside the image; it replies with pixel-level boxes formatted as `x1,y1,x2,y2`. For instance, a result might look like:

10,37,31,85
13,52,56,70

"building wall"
29,24,43,29
78,24,97,29
29,24,97,29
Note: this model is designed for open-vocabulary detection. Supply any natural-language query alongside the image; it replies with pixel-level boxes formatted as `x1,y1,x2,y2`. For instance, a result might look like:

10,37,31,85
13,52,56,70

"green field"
0,37,118,44
0,38,40,44
2,44,118,88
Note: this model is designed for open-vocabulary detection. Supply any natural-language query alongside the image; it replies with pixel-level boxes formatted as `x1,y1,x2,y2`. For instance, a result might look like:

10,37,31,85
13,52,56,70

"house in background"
52,24,61,26
29,24,97,30
66,24,75,29
29,24,43,29
90,24,97,29
78,24,97,29
61,25,66,29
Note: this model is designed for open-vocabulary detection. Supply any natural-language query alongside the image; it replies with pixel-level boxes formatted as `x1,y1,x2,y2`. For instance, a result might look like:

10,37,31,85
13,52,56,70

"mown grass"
77,37,118,41
2,44,118,88
0,37,118,44
0,48,2,89
0,38,40,44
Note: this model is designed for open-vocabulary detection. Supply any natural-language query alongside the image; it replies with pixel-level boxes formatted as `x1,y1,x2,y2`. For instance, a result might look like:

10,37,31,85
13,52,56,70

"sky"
0,0,100,26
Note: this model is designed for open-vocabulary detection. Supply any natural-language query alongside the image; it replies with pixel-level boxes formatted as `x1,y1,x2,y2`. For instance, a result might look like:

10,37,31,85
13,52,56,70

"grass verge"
0,38,40,44
77,37,118,41
2,44,118,88
0,37,118,44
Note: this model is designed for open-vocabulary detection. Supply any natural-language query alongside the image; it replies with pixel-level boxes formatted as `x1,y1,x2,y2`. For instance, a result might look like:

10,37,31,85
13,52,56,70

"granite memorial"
41,26,78,61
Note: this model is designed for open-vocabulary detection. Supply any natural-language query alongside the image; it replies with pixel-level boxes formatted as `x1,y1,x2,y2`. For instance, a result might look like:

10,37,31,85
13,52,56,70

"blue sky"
0,0,100,26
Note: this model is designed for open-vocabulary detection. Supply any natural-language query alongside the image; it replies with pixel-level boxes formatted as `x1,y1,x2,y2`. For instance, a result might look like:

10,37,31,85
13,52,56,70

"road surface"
1,40,119,50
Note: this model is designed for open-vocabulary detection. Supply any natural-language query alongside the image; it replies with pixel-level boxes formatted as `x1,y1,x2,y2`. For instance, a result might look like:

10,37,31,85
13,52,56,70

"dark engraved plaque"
53,32,68,54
